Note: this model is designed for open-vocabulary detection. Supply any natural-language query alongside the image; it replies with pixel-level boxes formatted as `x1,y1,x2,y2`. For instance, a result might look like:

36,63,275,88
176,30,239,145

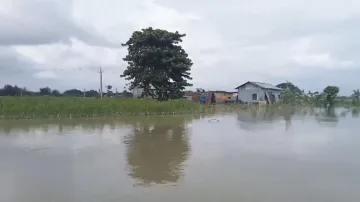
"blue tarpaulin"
200,95,206,104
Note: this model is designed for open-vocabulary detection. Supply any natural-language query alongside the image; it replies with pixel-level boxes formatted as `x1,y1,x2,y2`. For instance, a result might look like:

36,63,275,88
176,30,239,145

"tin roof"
235,81,282,91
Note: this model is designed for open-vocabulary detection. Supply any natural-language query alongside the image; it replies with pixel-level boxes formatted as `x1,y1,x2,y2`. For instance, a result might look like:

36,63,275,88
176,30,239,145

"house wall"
132,87,155,98
237,83,282,103
183,95,192,100
214,92,228,103
213,92,238,103
192,92,211,103
237,83,264,103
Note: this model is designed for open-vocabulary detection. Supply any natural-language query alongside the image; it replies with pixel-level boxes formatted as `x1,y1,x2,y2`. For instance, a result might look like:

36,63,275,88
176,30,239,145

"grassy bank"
0,96,208,119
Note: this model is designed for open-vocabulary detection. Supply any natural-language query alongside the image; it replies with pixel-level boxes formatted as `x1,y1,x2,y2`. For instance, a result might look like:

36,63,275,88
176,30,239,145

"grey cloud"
0,48,101,91
0,0,120,47
0,48,41,89
156,0,360,46
1,0,359,93
155,0,360,92
0,48,68,91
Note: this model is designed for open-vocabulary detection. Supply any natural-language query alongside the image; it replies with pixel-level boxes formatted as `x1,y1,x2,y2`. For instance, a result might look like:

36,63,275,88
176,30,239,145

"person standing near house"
211,92,216,104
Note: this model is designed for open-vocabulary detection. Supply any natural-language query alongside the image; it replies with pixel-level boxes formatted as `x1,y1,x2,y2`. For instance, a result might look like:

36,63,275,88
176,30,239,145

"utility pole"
83,89,86,98
98,67,103,99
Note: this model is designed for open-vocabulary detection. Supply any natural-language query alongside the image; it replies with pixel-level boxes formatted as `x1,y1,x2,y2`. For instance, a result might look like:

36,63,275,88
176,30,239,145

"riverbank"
0,96,209,119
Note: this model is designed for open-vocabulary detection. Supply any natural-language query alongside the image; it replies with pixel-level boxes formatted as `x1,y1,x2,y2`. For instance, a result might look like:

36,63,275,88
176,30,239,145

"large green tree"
121,27,193,100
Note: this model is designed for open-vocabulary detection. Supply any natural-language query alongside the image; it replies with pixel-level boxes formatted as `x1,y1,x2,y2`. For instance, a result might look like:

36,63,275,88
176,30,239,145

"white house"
131,85,156,98
235,81,283,104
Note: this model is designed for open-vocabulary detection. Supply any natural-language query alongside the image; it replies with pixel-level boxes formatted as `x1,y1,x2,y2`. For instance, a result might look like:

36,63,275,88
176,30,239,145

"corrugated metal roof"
251,81,282,90
235,81,283,90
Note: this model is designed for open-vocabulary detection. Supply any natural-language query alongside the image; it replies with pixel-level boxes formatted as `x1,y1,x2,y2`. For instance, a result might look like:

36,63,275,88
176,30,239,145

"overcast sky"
1,0,360,95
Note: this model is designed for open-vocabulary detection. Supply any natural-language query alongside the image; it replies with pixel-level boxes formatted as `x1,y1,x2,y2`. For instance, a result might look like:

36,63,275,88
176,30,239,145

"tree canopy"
276,82,342,107
276,82,302,94
121,27,193,100
323,86,339,107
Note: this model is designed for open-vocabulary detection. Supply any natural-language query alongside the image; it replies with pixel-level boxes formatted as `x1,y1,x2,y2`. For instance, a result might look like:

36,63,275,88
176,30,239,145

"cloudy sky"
1,0,360,95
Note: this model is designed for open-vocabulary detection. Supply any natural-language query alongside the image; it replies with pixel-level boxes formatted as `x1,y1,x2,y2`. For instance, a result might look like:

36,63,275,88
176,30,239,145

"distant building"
183,91,196,100
132,85,155,98
209,91,238,104
235,81,283,104
184,90,238,103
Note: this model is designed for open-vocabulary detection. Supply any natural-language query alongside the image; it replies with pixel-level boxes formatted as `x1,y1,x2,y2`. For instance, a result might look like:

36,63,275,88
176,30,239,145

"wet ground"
1,108,359,202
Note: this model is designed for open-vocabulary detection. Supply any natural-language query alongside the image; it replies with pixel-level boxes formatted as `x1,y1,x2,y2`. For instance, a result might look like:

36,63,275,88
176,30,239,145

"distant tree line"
275,82,360,107
0,84,133,98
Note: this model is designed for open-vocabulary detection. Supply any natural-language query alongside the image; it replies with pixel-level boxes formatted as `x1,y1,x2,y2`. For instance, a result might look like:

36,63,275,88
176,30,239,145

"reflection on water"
352,108,359,117
235,107,348,131
1,108,360,202
124,117,190,186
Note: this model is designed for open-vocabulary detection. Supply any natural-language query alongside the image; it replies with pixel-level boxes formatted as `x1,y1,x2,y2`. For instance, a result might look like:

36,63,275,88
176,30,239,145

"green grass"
2,96,357,120
0,96,209,119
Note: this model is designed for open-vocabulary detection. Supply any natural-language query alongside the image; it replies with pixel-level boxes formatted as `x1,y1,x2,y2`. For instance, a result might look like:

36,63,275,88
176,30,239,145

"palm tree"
307,91,319,105
352,89,360,102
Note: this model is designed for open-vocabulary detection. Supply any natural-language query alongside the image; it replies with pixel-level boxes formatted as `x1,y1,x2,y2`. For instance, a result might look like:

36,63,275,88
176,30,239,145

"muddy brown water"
1,108,360,202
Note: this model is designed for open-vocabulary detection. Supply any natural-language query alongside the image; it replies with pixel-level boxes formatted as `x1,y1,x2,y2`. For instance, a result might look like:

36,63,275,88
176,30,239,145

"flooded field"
1,108,360,202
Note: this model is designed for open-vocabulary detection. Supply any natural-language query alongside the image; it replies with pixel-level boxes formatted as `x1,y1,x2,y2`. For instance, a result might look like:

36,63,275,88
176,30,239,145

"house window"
252,93,257,100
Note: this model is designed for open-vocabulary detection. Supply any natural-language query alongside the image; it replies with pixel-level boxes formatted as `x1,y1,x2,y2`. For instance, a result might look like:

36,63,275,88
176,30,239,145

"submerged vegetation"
0,97,208,119
276,82,359,108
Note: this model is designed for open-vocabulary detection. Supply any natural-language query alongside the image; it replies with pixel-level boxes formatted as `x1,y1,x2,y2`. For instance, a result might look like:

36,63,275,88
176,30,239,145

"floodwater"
0,107,360,202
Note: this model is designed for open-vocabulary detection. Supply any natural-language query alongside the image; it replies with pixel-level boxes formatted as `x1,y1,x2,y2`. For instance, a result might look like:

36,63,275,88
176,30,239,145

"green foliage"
323,86,339,107
196,88,205,93
276,82,302,94
279,89,298,105
0,97,206,119
278,82,306,105
306,91,320,104
51,90,61,97
121,27,193,101
278,82,341,108
63,89,82,96
0,84,102,97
